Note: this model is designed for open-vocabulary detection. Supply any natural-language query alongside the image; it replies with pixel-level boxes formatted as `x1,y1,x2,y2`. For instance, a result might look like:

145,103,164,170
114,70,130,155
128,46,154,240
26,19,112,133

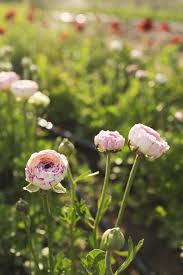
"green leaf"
81,249,105,275
76,199,94,228
115,237,144,274
135,239,144,254
75,170,99,183
23,183,39,193
52,183,67,194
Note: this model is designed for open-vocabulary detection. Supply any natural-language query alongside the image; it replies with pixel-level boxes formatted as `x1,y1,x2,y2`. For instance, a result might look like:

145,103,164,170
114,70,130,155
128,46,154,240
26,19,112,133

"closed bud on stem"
16,198,29,215
102,227,125,251
21,57,32,69
30,64,38,74
58,138,75,157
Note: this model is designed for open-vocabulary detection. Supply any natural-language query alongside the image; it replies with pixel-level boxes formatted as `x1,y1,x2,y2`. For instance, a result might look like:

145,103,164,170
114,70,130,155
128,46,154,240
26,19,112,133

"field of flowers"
0,2,183,275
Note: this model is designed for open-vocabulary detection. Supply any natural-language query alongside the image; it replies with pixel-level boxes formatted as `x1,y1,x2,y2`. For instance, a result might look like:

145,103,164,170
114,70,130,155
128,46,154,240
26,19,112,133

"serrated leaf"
23,183,39,193
75,170,99,183
82,249,105,275
76,199,94,227
115,237,144,274
52,183,67,194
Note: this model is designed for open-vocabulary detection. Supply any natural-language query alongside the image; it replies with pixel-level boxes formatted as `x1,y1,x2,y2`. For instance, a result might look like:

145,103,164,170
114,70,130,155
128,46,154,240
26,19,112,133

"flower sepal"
23,183,40,193
52,182,67,194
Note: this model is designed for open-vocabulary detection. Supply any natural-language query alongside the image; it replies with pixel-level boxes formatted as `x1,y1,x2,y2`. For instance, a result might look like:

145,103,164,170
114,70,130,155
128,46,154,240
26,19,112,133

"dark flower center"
43,162,53,169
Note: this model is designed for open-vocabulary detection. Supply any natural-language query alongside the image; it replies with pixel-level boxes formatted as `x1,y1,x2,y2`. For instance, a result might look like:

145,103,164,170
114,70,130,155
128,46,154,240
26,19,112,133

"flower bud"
94,130,125,153
58,138,75,157
21,57,32,68
16,198,29,214
102,227,125,251
128,124,169,160
30,64,38,74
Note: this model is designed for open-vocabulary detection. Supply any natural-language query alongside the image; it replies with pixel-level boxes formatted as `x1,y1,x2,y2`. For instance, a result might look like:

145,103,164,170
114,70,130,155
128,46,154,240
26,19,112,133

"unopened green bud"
58,138,75,157
21,57,32,68
30,64,37,74
102,227,125,251
16,198,29,215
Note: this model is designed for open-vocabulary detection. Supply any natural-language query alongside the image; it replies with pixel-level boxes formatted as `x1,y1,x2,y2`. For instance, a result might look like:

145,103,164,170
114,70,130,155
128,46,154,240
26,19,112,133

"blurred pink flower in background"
0,71,19,90
159,22,170,32
11,80,38,98
170,35,182,44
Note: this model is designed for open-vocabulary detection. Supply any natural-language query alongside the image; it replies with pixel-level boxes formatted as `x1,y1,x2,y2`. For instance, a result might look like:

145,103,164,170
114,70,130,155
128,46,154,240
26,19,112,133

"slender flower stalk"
115,154,141,227
22,100,29,150
21,212,40,273
105,251,113,275
94,152,111,242
67,164,77,274
42,192,54,274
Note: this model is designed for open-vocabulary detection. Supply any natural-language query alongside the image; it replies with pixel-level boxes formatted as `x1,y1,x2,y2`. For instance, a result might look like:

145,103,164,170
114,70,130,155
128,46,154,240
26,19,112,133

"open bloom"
0,71,19,90
28,91,50,107
25,150,68,190
128,124,169,159
11,80,38,98
94,130,125,152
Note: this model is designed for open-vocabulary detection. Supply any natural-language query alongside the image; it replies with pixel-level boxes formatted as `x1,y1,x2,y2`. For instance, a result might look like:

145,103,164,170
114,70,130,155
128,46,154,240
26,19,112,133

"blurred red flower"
73,21,85,32
27,11,34,23
159,22,170,32
0,27,6,35
108,21,122,34
138,18,154,32
4,9,16,21
170,35,182,44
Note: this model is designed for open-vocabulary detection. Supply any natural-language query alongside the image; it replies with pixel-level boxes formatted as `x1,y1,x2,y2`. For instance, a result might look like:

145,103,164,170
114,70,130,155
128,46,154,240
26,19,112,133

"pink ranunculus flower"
94,130,125,153
11,80,38,99
25,150,68,190
128,124,169,159
0,71,20,90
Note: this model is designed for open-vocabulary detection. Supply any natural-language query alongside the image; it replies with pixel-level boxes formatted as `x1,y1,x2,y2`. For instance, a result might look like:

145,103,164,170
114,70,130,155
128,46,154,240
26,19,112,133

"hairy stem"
42,192,54,274
115,154,140,227
67,165,77,274
94,153,111,244
105,250,113,275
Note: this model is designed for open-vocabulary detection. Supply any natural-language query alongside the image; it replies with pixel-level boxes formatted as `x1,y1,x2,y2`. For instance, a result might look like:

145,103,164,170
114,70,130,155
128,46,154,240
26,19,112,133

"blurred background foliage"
0,0,183,274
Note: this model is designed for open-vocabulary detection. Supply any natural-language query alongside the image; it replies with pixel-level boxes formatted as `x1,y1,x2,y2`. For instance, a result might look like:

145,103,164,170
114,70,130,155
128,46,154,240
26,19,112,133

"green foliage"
82,249,106,275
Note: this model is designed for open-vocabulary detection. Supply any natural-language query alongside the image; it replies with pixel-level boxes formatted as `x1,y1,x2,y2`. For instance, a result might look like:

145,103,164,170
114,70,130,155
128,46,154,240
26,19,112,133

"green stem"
21,213,40,273
94,153,111,243
105,250,113,275
67,165,77,274
115,154,141,227
42,192,54,274
7,92,15,154
22,100,29,151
